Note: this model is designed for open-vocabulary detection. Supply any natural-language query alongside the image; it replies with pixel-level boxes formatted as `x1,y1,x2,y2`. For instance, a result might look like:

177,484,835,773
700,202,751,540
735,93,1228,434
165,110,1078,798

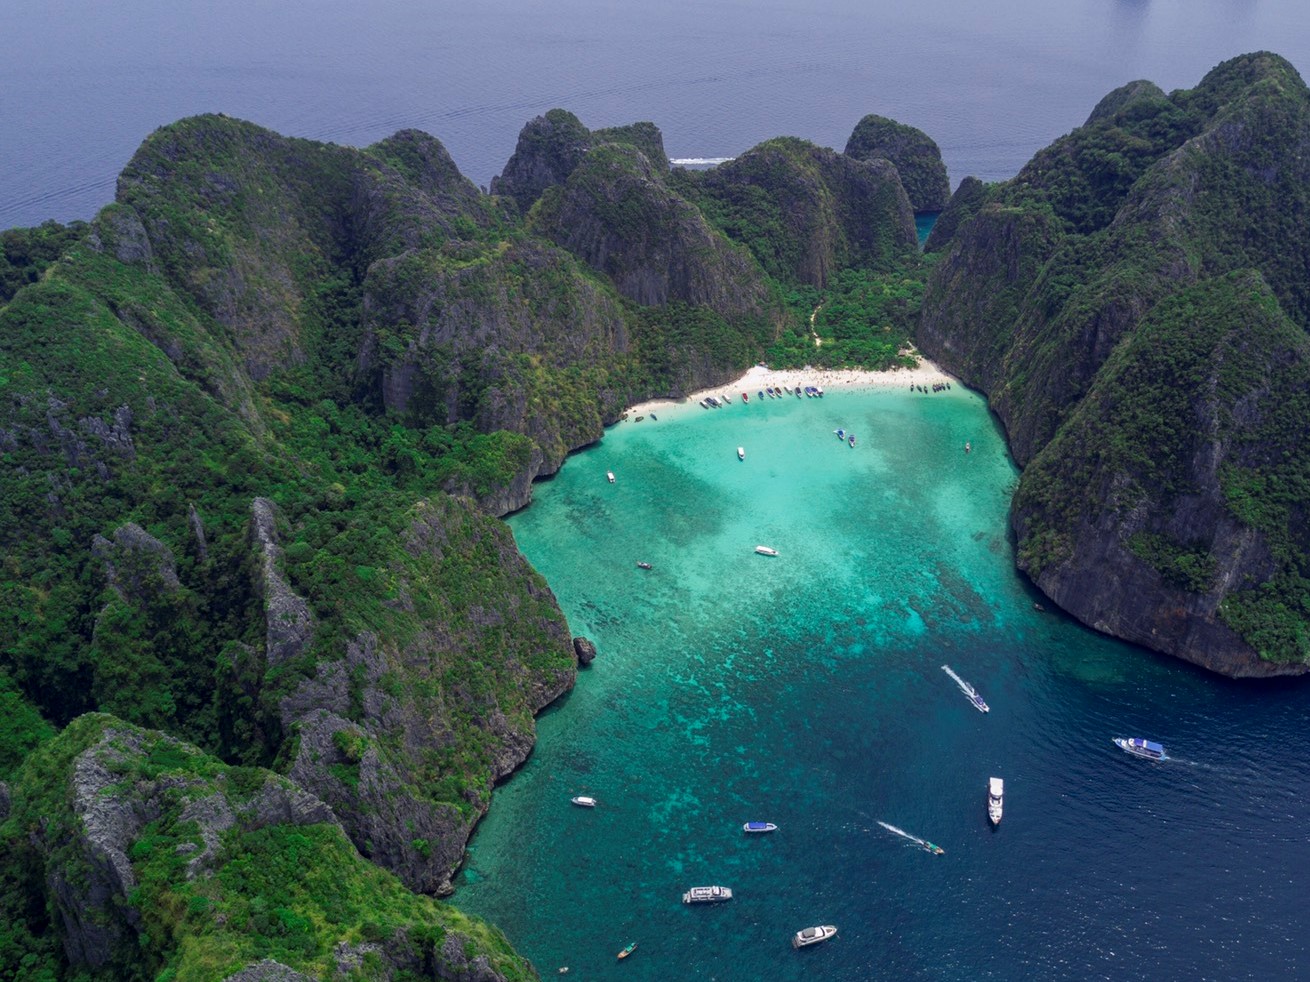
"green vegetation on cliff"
921,52,1310,672
0,715,535,982
1,100,932,976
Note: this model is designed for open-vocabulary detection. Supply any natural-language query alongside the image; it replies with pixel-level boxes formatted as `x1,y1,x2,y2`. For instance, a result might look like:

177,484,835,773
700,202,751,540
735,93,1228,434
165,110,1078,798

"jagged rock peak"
844,114,951,213
698,136,917,287
491,108,670,212
532,142,773,312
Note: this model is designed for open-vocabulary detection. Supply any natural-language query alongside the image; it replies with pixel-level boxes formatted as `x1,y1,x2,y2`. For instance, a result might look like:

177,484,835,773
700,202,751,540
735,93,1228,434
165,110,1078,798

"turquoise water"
454,388,1310,980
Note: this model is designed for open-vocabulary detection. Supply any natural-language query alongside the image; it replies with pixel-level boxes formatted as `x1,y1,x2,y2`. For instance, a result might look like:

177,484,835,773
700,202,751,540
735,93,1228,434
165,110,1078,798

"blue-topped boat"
743,821,778,833
1114,738,1168,761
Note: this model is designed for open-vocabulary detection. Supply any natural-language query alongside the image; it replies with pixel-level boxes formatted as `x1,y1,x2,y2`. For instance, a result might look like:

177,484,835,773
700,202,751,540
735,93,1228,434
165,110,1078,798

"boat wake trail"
941,664,989,712
877,821,944,855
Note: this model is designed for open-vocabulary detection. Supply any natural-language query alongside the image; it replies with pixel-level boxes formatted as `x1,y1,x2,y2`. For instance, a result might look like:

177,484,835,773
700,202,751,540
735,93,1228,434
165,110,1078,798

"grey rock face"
250,497,315,666
573,637,597,666
93,522,181,602
534,145,773,314
845,114,951,213
222,959,318,982
491,109,593,212
279,496,575,896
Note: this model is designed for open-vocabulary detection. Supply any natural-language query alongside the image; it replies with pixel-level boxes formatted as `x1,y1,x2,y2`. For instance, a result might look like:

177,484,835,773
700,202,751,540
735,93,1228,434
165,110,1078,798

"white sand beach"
626,354,960,417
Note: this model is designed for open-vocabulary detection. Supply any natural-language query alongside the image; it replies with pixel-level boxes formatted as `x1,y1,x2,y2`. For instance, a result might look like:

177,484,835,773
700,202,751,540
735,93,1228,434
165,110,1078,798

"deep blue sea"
4,0,1310,230
455,390,1310,980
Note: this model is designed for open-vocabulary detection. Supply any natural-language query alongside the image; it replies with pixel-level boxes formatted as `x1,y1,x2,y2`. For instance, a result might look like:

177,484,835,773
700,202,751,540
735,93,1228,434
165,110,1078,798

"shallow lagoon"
455,388,1310,980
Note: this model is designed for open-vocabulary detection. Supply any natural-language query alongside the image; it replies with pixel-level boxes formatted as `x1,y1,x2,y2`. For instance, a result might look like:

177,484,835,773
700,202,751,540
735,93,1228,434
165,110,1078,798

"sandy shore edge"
626,355,960,417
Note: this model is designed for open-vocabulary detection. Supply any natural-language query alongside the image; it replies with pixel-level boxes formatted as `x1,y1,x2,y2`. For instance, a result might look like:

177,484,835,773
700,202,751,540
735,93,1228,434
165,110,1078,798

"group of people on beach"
910,381,952,393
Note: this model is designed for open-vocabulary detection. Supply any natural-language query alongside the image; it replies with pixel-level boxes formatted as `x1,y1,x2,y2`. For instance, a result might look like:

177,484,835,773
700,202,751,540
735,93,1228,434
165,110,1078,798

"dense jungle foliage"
924,52,1310,668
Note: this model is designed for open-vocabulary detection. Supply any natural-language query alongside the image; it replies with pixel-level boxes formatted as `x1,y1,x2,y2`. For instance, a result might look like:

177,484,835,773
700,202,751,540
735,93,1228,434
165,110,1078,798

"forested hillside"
0,109,927,979
920,52,1310,675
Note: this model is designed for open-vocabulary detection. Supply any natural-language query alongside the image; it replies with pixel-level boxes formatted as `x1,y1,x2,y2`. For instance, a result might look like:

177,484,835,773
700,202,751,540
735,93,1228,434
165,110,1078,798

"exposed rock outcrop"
279,495,575,895
692,137,917,288
3,714,535,981
532,143,774,315
251,497,315,667
573,636,597,666
844,114,951,213
919,53,1310,674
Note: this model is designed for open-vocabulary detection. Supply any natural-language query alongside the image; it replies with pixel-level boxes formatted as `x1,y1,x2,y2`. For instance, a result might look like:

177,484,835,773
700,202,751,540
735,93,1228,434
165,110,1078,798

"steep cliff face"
0,714,538,981
685,137,918,288
489,109,671,213
115,115,493,383
1012,273,1310,674
272,493,575,895
358,237,632,474
844,114,951,213
532,143,774,316
919,52,1310,673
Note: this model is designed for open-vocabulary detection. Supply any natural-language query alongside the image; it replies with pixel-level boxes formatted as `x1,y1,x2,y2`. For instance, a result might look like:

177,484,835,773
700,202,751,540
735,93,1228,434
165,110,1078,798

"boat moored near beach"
1114,738,1168,761
683,885,733,904
988,777,1004,826
792,925,837,949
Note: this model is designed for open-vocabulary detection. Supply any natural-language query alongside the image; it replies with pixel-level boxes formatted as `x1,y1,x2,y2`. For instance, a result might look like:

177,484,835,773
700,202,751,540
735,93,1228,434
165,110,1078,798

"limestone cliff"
844,114,951,213
684,136,918,288
0,714,537,980
918,52,1310,673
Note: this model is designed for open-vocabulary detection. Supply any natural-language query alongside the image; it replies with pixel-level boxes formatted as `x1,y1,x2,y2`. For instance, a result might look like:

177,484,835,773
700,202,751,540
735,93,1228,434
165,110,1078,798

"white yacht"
792,925,837,948
570,796,597,808
987,777,1003,826
755,545,779,556
606,471,615,484
738,446,745,460
682,885,733,904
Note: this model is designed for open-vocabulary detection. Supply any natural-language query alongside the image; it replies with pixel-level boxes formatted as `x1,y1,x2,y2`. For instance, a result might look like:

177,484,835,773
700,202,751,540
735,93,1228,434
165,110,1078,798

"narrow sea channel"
453,387,1310,980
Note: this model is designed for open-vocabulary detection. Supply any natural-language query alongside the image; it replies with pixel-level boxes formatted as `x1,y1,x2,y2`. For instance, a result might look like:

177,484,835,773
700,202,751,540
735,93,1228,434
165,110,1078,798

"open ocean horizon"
454,387,1310,980
4,0,1310,230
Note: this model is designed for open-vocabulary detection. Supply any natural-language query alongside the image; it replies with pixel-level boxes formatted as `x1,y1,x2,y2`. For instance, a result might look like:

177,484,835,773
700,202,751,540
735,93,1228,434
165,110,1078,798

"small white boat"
743,821,777,833
606,471,615,484
1114,738,1168,761
792,925,837,949
683,885,733,904
571,796,597,808
987,777,1004,826
754,545,779,557
737,446,745,460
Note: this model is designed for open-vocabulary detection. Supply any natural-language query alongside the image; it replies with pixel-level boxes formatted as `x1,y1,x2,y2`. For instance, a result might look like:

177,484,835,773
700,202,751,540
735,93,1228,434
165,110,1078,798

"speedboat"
1114,738,1168,761
835,429,844,439
571,796,597,808
606,471,615,484
616,942,637,960
742,392,749,402
755,545,779,557
722,393,732,403
987,777,1003,826
848,434,856,447
758,390,765,400
636,562,652,570
683,885,733,904
743,821,778,833
737,446,745,460
792,925,837,949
